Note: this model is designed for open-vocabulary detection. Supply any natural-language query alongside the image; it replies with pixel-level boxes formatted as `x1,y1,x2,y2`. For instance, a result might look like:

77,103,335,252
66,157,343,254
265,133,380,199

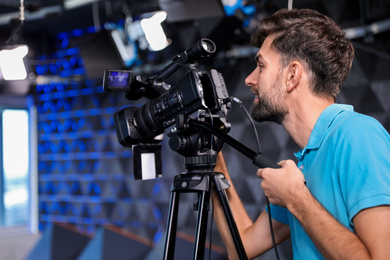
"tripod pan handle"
252,153,281,169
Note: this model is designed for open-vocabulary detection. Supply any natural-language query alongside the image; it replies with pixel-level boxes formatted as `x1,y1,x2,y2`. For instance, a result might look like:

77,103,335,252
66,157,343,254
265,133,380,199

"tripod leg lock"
212,172,231,192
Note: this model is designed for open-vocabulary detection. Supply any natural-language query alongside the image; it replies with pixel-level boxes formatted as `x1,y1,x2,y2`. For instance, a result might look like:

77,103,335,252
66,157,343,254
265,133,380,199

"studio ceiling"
1,0,389,36
0,0,389,66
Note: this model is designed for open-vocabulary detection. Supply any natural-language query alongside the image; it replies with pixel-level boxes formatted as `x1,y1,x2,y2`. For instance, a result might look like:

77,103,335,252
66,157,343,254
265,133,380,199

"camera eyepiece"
183,38,216,64
201,39,216,53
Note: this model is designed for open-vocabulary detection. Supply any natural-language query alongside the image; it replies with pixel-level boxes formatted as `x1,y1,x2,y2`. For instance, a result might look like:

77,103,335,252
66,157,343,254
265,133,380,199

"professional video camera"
103,38,232,178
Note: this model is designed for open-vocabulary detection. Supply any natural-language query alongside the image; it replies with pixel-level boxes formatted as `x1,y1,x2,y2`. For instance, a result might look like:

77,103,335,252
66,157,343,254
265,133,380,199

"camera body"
109,68,230,147
103,39,231,147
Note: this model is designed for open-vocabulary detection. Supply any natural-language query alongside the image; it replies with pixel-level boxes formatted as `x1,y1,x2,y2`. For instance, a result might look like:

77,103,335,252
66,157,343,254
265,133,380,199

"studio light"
0,45,29,80
140,11,169,51
0,0,30,81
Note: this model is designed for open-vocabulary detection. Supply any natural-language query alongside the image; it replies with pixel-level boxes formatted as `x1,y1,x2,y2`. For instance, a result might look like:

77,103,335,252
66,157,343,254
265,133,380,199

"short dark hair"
252,9,354,100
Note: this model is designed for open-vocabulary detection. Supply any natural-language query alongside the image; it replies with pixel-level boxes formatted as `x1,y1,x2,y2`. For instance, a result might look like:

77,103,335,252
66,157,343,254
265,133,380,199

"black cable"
266,197,280,260
230,96,280,260
206,107,214,260
230,97,262,153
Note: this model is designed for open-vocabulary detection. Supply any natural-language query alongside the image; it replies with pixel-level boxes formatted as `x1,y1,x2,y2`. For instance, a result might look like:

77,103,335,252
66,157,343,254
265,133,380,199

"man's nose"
245,67,258,87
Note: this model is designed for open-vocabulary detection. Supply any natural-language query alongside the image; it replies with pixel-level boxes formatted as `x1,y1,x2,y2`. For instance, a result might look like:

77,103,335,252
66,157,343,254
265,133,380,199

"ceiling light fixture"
0,45,29,80
140,11,169,51
0,0,30,81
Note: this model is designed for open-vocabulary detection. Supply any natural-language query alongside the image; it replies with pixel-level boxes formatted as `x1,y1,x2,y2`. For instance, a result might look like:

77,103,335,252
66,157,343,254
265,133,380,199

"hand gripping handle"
252,153,281,169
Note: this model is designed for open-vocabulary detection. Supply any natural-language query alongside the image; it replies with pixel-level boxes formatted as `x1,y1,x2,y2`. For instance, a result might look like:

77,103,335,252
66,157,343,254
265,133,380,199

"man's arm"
353,206,390,259
213,152,290,259
258,159,390,260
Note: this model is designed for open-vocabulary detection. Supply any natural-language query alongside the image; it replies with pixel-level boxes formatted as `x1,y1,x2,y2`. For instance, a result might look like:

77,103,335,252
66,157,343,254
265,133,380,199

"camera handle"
163,163,248,260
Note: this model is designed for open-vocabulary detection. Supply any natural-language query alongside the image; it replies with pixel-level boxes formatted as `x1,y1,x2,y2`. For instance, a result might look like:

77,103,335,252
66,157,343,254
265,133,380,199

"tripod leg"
163,190,180,260
192,191,210,260
212,173,248,260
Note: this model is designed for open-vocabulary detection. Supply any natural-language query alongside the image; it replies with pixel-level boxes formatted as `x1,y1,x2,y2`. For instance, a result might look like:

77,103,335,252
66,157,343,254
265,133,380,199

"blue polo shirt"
269,104,390,259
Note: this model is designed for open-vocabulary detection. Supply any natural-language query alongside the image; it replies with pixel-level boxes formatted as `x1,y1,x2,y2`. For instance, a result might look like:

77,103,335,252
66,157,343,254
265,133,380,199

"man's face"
245,36,288,124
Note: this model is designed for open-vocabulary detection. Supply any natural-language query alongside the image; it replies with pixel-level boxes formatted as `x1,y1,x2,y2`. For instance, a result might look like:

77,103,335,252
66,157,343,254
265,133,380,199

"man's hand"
257,160,390,260
256,159,306,207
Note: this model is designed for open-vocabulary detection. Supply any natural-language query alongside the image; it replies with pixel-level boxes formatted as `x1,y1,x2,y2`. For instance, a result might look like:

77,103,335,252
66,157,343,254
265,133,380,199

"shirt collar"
295,104,354,158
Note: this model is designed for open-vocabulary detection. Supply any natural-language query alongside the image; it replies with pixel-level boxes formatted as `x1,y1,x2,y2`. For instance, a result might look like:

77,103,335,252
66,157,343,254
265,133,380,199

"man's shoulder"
325,110,390,152
333,110,385,134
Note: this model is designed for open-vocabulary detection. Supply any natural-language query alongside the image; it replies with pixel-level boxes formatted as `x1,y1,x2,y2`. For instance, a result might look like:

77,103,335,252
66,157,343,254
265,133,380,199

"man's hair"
252,9,354,100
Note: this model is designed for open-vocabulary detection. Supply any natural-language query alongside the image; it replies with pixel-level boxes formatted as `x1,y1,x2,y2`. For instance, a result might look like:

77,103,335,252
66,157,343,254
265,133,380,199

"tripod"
162,154,248,260
161,114,280,259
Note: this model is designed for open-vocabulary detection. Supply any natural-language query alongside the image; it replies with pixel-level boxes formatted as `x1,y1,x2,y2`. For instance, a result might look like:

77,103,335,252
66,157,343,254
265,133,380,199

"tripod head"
167,110,230,174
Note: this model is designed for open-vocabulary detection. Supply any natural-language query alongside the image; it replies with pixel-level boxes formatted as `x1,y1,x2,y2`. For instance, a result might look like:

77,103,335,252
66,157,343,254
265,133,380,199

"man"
213,8,390,259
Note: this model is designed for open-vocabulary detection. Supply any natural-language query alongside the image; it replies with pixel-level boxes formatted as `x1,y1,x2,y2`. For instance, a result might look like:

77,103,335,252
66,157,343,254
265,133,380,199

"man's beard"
251,76,288,124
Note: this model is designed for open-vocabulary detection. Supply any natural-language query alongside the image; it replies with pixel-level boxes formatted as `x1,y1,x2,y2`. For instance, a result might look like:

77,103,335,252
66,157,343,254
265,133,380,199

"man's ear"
285,61,303,93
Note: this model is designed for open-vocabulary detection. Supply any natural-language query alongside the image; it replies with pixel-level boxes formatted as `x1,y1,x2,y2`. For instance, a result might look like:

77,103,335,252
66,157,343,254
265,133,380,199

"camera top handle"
125,38,217,101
